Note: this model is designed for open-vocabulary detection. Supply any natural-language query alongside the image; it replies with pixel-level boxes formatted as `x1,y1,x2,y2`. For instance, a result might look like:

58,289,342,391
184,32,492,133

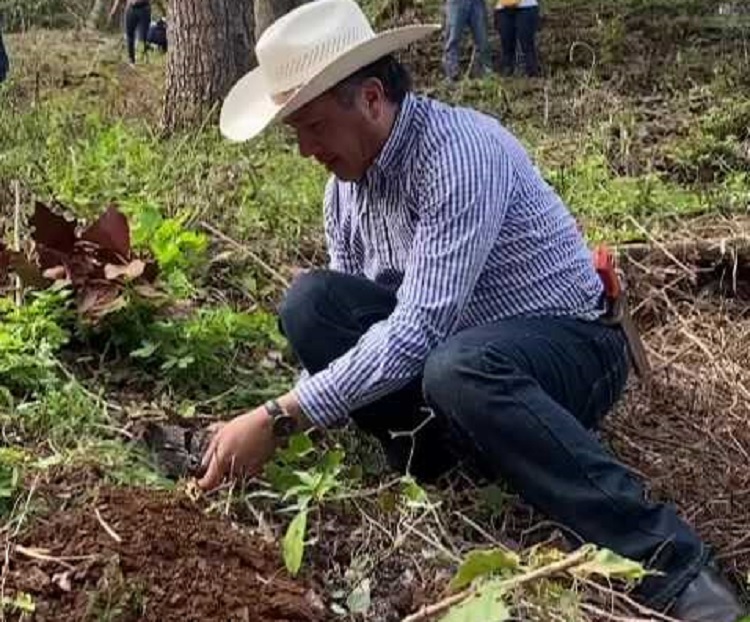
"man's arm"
296,136,515,427
323,177,363,275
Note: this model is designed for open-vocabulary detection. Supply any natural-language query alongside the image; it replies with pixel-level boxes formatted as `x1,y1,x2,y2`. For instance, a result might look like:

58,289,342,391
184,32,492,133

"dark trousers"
279,270,708,610
0,28,8,84
494,6,540,77
125,2,151,64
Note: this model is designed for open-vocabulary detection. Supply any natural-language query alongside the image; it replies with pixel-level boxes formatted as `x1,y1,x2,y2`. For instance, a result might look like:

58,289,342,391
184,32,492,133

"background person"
443,0,493,81
110,0,152,65
494,0,541,77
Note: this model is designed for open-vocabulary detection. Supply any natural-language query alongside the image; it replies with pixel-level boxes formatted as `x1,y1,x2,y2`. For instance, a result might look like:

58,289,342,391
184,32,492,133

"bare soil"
3,486,324,622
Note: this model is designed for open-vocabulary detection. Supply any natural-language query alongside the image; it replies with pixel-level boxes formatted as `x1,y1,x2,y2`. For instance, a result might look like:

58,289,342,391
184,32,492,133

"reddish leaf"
42,265,68,281
104,259,145,281
77,284,126,322
81,205,131,260
30,202,77,255
65,254,103,288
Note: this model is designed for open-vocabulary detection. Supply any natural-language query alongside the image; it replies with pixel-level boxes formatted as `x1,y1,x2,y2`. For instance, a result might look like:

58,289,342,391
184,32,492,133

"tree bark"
86,0,108,29
254,0,308,40
162,0,255,133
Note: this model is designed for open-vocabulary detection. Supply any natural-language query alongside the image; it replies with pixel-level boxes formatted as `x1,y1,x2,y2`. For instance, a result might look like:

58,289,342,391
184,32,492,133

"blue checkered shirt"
295,94,603,428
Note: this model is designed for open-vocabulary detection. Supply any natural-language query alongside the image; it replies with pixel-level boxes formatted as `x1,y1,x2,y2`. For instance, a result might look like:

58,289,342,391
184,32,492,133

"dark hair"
332,54,412,106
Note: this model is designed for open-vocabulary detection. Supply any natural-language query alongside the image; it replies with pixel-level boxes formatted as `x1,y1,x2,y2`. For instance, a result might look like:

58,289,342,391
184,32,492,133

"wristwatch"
264,399,297,440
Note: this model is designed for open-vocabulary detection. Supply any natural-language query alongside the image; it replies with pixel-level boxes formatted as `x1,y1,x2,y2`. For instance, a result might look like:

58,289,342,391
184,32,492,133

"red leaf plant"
1,202,161,323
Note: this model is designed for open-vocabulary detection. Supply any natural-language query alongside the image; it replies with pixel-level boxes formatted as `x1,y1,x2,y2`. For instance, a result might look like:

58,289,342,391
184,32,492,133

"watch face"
273,414,296,438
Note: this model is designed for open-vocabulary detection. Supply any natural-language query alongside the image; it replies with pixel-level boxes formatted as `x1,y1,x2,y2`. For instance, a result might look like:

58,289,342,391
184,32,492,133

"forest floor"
0,0,749,620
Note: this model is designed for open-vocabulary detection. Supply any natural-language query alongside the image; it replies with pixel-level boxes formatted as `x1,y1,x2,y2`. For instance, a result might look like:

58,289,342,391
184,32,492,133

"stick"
94,508,122,544
624,217,697,274
12,181,22,306
14,546,96,570
402,546,593,622
199,221,290,289
577,576,683,622
615,236,750,265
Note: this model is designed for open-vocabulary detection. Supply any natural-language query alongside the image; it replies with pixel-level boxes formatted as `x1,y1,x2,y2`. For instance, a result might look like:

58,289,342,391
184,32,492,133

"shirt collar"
369,93,418,177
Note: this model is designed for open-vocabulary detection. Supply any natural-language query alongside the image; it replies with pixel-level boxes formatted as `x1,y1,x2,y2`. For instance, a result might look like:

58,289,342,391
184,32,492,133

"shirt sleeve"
323,177,362,276
296,138,515,427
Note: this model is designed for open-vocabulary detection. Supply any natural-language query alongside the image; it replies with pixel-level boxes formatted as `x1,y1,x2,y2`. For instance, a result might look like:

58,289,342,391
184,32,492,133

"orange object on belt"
593,244,621,300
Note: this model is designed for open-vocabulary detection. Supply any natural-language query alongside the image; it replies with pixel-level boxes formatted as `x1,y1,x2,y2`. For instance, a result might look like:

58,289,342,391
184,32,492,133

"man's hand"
197,406,275,491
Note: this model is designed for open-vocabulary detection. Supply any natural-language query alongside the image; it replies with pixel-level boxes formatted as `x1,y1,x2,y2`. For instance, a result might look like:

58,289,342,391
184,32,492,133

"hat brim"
219,24,440,142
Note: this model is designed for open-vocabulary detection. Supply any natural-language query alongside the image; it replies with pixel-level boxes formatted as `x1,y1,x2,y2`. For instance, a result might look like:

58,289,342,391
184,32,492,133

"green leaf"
440,579,509,622
401,475,430,507
130,340,159,359
450,548,520,590
575,548,649,582
282,507,308,576
346,578,371,615
1,592,35,613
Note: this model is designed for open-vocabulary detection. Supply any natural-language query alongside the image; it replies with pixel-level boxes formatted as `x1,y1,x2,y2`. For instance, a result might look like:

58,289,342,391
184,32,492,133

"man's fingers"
200,430,221,468
197,447,223,491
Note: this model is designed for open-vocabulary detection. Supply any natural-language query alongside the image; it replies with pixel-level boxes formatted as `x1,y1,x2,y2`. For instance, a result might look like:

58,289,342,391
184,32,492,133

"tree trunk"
254,0,307,40
86,0,109,29
162,0,255,133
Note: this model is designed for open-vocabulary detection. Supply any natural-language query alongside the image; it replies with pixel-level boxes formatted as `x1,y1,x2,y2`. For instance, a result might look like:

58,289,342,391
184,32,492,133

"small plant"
128,306,286,395
1,202,162,324
0,288,72,395
264,433,347,575
0,462,21,518
422,544,651,622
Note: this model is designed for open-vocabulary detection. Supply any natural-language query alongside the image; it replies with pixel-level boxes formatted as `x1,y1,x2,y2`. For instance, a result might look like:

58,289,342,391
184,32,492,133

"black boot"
670,563,745,622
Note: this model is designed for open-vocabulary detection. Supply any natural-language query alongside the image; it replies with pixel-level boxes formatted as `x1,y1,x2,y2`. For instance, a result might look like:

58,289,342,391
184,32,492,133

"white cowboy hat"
219,0,439,142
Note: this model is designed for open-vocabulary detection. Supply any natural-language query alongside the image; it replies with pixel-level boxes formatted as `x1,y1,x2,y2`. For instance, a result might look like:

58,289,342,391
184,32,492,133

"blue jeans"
443,0,492,79
279,270,708,610
0,28,8,84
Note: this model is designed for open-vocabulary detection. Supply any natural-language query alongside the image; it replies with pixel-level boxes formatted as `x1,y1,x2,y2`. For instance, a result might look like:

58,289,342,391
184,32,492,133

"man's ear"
359,78,386,120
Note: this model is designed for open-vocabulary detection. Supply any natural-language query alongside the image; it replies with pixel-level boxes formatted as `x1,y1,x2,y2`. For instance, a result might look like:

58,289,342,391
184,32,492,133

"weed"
264,432,347,575
126,306,287,396
0,288,72,396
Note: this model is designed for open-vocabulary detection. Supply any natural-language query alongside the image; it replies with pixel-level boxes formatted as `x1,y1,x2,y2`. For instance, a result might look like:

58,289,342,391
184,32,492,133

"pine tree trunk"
162,0,255,133
86,0,109,29
254,0,306,40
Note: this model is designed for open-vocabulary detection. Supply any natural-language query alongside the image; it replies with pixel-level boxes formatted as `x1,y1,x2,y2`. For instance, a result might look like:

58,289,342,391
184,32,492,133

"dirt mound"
5,487,324,622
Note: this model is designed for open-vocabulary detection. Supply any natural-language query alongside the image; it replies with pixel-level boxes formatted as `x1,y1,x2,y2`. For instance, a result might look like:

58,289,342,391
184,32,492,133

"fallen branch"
615,236,750,267
14,545,97,570
402,546,592,622
12,181,22,306
94,508,122,544
199,221,290,289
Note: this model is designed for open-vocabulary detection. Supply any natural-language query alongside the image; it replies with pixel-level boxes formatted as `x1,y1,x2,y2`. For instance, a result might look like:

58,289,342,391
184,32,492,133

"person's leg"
421,317,709,610
124,6,138,64
443,0,469,81
278,270,459,479
517,6,540,77
468,0,493,76
137,5,152,59
497,8,516,76
0,29,9,84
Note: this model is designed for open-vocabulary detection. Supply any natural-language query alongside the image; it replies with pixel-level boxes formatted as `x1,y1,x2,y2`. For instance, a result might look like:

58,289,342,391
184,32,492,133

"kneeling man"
198,1,745,620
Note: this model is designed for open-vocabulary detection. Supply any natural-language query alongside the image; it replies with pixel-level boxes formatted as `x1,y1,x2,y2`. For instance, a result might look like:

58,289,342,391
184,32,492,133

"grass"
0,0,749,618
